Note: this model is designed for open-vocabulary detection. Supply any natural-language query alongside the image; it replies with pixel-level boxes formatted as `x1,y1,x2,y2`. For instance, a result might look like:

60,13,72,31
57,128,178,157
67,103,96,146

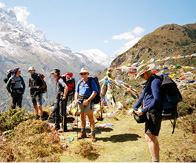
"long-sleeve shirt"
6,76,25,94
28,73,45,95
133,74,162,114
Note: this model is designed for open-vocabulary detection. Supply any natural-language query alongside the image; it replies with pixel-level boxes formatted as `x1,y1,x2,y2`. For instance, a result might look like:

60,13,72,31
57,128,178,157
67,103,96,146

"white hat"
79,67,89,75
135,63,155,79
28,66,35,72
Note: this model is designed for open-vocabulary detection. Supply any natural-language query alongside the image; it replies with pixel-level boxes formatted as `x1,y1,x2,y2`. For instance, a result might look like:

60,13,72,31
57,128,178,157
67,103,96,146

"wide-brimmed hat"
135,63,155,79
28,66,35,72
50,68,60,76
79,68,89,75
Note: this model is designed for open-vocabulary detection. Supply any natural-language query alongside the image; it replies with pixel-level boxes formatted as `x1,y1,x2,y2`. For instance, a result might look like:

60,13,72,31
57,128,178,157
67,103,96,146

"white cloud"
112,32,135,40
132,26,144,36
104,40,108,43
14,6,30,26
0,2,6,8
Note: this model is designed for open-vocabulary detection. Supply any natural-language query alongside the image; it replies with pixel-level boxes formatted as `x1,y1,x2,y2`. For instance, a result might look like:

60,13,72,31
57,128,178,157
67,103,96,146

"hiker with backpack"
28,66,47,120
6,67,25,109
74,68,99,142
129,63,162,162
50,69,68,131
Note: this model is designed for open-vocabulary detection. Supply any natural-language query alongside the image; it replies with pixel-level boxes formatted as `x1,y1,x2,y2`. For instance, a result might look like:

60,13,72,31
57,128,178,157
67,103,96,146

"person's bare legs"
38,104,43,116
145,133,160,162
87,111,96,142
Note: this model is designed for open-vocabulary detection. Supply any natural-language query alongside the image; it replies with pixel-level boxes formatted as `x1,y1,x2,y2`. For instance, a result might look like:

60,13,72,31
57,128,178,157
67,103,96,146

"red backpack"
61,72,75,96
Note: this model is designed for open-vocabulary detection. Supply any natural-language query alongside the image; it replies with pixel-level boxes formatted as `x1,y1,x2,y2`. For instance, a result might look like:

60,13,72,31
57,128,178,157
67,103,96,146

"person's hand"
135,110,143,116
128,108,134,116
126,87,132,92
36,86,40,89
62,95,66,100
83,99,89,106
74,100,78,106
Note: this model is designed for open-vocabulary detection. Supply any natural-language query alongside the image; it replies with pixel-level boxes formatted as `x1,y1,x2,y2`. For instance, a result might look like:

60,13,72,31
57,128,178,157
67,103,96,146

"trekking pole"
76,104,78,139
100,100,103,121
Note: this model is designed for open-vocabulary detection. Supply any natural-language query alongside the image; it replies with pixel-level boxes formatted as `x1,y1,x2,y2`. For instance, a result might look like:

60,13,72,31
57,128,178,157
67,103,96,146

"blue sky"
0,0,196,56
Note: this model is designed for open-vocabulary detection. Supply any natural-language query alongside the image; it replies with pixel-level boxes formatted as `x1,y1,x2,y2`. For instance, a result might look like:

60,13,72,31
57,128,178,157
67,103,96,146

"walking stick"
76,105,78,139
100,100,103,121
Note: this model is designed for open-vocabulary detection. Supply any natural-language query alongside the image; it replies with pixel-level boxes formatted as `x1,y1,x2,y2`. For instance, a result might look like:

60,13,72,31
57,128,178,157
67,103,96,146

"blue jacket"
133,74,162,114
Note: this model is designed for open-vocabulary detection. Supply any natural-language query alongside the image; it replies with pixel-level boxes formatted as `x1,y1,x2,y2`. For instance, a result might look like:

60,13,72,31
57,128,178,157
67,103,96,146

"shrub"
178,111,196,134
0,120,63,162
178,102,195,116
0,107,31,132
72,140,99,159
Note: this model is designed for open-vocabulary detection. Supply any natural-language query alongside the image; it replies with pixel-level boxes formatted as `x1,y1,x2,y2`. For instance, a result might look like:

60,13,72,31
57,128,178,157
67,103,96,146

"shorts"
78,102,94,113
32,93,43,105
145,112,162,136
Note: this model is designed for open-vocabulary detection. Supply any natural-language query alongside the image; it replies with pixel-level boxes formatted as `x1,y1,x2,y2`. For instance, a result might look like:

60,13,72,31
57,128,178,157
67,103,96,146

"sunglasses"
80,73,87,75
140,73,145,77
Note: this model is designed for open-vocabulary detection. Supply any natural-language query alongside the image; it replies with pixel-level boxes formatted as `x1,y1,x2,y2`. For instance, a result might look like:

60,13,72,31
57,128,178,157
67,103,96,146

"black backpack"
4,69,14,83
158,75,182,133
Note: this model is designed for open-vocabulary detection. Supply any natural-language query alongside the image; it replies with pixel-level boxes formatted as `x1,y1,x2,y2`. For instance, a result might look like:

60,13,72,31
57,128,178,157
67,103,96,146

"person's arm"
87,92,97,102
132,90,145,109
128,90,144,115
58,78,68,100
83,79,98,105
21,76,25,94
6,78,12,94
62,84,68,100
74,81,80,105
140,78,162,114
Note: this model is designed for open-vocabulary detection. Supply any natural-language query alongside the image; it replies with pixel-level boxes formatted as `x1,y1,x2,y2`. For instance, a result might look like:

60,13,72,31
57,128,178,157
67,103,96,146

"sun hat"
50,68,60,76
28,66,35,72
79,68,89,75
135,63,155,79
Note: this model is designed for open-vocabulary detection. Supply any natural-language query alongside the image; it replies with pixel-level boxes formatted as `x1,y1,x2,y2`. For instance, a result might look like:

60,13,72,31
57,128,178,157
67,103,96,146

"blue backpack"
88,77,101,104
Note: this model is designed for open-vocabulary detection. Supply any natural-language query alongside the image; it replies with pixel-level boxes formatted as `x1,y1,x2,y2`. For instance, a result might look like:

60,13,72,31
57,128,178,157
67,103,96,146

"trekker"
129,63,162,162
50,69,68,131
28,66,45,120
6,67,25,109
75,68,98,142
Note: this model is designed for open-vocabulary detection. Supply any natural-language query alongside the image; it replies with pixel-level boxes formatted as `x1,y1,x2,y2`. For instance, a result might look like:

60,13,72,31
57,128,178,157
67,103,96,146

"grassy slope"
60,109,196,162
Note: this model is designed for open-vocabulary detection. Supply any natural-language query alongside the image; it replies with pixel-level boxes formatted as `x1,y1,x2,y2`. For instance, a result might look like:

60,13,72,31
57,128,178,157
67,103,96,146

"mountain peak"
110,23,196,68
79,49,112,67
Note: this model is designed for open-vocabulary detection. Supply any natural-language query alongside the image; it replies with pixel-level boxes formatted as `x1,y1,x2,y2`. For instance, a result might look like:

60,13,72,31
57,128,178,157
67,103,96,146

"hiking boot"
34,115,39,120
40,116,45,121
77,131,87,139
55,124,60,131
91,132,96,142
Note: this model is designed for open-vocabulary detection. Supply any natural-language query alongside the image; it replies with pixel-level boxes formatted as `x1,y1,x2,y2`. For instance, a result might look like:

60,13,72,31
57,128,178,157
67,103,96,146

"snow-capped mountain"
0,6,107,111
79,49,112,67
111,37,141,60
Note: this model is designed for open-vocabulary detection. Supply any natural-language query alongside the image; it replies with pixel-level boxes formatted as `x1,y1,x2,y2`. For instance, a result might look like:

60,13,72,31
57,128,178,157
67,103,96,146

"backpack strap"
88,77,93,93
77,79,83,91
172,117,177,134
